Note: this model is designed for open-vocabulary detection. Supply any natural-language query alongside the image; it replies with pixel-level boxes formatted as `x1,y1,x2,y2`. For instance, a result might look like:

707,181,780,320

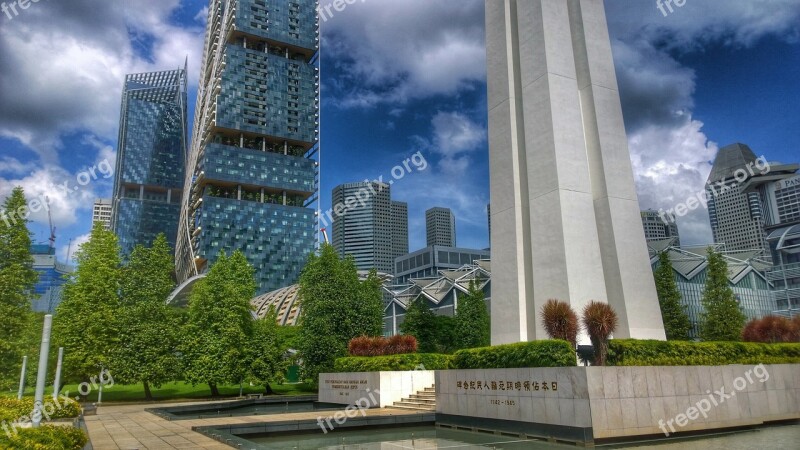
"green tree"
0,187,37,389
249,308,287,394
182,251,256,396
297,244,383,382
454,280,490,349
700,247,747,341
112,234,182,400
400,297,440,353
53,222,121,382
654,251,692,340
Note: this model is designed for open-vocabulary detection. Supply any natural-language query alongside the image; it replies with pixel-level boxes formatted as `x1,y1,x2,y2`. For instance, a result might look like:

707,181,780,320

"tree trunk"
209,382,220,397
143,381,153,401
264,382,275,395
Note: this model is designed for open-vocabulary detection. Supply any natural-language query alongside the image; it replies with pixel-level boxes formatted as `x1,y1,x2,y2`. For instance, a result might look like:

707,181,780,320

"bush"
742,316,798,343
0,397,81,422
451,340,576,369
607,339,800,366
0,425,87,450
334,353,451,372
347,335,417,357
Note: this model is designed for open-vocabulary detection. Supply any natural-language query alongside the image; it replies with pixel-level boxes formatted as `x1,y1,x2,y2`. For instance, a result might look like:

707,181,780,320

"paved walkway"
85,401,422,449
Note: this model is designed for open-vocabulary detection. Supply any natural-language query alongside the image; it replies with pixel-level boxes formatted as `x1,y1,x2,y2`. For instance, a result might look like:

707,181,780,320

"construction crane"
320,228,329,244
46,196,56,251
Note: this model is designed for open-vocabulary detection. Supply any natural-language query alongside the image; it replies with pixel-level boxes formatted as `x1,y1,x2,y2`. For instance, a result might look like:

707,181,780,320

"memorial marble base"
437,364,800,443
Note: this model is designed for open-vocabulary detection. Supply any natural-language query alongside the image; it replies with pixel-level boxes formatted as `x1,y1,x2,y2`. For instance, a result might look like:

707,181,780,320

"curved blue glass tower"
176,0,320,294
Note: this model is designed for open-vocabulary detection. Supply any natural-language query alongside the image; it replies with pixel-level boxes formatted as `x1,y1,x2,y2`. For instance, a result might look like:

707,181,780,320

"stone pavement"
84,400,422,449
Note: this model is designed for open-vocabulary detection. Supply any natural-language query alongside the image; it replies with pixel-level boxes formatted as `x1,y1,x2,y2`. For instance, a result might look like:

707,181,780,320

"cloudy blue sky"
0,0,798,263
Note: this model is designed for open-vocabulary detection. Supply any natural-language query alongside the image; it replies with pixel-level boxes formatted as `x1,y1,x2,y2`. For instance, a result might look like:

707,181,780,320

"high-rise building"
706,143,768,253
111,69,187,256
640,209,680,246
486,0,665,344
740,158,800,317
332,182,407,273
92,199,112,230
29,244,73,314
391,201,409,258
426,207,456,247
176,0,319,294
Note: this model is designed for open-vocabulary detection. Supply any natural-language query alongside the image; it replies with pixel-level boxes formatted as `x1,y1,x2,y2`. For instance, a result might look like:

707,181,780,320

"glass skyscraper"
112,69,188,256
176,0,319,294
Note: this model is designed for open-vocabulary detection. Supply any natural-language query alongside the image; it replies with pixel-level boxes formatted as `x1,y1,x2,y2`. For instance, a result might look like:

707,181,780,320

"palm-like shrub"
582,301,618,366
540,299,579,348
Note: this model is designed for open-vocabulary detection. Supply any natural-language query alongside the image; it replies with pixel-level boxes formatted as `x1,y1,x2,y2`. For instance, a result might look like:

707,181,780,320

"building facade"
394,245,490,285
738,159,800,318
112,69,187,256
391,201,409,259
30,244,73,314
706,143,769,253
331,182,407,273
426,207,456,247
385,260,491,336
648,241,776,338
641,209,680,246
175,0,319,294
486,0,666,344
92,199,112,230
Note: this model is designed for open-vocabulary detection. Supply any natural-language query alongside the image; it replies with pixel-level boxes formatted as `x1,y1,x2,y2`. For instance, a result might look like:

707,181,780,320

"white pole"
52,347,64,399
17,356,28,400
32,314,53,428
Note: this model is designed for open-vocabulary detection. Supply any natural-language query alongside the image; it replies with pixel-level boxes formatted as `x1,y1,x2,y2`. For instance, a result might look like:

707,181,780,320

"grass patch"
2,382,316,403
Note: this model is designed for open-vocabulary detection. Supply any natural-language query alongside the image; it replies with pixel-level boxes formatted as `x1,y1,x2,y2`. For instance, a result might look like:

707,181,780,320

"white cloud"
322,0,486,108
431,111,486,156
58,232,90,265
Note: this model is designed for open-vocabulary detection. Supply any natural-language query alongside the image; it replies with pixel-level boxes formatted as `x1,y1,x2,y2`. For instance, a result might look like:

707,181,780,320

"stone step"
405,396,436,404
388,403,436,411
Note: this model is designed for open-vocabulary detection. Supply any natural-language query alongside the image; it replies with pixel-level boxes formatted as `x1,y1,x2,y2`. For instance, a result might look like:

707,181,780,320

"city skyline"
0,0,798,261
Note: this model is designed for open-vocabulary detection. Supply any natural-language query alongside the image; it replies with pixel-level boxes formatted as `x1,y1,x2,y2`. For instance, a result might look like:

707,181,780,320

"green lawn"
3,381,316,403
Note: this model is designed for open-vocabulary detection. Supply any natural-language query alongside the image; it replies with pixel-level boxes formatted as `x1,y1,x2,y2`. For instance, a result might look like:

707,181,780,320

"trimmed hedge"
0,397,81,423
334,353,452,372
607,339,800,366
451,340,576,369
0,425,87,450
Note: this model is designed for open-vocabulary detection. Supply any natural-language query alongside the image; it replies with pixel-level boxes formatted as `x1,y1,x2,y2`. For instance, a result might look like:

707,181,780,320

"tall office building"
176,0,319,294
706,143,768,253
391,201,409,258
332,182,407,273
29,244,73,314
640,209,680,246
740,158,800,317
486,0,666,344
111,69,187,256
92,199,112,230
426,207,456,247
